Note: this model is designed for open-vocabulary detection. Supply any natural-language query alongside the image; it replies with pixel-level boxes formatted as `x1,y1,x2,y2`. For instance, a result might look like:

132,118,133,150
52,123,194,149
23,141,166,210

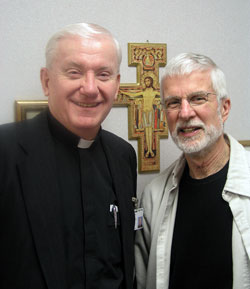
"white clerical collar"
77,138,95,149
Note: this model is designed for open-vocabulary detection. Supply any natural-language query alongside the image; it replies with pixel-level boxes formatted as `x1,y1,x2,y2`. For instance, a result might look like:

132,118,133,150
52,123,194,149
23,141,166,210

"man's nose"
178,99,196,120
79,73,99,97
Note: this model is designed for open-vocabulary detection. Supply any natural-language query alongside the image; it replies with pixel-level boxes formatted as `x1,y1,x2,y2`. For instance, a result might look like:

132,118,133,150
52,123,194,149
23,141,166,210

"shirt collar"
47,109,102,149
77,138,94,149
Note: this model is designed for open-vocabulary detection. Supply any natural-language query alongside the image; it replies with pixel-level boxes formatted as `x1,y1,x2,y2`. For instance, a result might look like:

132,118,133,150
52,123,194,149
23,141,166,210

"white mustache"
175,120,206,133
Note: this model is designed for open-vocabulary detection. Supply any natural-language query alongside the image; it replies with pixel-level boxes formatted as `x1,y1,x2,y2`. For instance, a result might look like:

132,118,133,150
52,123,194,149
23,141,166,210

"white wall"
1,0,249,195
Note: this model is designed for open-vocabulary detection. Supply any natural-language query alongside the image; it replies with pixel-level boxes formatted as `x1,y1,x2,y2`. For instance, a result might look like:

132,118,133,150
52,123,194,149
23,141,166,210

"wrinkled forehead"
163,70,212,89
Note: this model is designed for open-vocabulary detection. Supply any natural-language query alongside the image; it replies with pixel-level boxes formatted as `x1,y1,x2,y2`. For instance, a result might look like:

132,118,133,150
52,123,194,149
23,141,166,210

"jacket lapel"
17,113,66,289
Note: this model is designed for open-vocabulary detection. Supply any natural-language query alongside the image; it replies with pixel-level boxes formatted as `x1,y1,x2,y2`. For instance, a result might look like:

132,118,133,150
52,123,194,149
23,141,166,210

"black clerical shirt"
47,111,123,289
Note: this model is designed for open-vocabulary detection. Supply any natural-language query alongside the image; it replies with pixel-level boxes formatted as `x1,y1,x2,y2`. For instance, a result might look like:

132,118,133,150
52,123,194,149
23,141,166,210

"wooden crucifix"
114,43,168,172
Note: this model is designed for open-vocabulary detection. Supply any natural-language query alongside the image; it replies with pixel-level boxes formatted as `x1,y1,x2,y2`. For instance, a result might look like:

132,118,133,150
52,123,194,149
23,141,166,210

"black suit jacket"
0,111,137,289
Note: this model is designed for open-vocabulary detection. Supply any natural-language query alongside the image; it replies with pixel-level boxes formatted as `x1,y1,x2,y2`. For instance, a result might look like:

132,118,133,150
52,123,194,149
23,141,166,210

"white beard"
171,116,223,155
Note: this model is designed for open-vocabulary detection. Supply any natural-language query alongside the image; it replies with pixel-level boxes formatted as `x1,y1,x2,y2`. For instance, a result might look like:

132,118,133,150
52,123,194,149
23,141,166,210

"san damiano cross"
114,43,168,172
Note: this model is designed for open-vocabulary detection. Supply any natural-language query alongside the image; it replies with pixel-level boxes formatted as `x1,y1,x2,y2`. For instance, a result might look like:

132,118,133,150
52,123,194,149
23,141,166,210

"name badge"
134,208,144,230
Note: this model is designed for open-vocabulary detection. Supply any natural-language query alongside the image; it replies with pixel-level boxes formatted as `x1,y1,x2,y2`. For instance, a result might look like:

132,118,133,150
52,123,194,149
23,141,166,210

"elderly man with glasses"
135,53,250,289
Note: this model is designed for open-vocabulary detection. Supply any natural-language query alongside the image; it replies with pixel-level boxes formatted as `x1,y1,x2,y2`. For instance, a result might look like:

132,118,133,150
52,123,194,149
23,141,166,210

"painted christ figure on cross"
121,76,160,158
114,43,168,172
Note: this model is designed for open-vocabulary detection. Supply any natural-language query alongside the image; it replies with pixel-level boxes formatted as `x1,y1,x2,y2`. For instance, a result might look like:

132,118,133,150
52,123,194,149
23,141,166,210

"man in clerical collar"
0,23,137,289
135,53,250,289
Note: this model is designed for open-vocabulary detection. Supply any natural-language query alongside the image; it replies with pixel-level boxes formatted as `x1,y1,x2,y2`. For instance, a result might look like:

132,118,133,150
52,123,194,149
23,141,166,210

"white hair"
45,23,122,71
161,53,228,103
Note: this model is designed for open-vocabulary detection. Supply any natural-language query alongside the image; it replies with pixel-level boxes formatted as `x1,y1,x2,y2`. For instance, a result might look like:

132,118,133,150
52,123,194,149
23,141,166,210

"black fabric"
48,111,123,289
0,110,136,289
79,142,123,289
48,112,84,288
169,162,233,289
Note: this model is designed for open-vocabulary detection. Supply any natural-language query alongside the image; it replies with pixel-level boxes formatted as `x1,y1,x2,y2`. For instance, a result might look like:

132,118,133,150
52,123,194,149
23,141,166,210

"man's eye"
67,70,81,78
166,99,180,108
97,72,112,81
191,95,206,103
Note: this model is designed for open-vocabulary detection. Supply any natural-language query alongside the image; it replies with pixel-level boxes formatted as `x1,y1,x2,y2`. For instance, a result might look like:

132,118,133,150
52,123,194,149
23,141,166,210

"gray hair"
45,23,122,72
161,52,228,103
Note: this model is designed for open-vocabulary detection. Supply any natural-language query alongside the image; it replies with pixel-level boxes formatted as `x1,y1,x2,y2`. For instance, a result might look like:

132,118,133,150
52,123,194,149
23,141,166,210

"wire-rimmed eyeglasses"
163,91,217,111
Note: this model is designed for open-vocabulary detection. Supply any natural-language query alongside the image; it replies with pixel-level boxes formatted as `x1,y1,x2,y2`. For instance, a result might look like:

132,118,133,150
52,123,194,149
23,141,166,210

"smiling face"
162,70,231,155
40,35,120,140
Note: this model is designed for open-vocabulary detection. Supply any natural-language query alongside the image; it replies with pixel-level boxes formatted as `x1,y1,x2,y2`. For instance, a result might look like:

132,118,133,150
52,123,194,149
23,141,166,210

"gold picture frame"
238,140,250,147
239,140,250,151
15,100,48,122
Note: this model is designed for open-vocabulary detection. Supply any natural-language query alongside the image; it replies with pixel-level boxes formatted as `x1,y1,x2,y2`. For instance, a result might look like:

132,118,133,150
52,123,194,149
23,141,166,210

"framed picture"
15,100,48,122
239,140,250,151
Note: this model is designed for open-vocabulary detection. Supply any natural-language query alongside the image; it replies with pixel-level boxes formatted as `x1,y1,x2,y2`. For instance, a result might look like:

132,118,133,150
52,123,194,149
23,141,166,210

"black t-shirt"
169,162,233,289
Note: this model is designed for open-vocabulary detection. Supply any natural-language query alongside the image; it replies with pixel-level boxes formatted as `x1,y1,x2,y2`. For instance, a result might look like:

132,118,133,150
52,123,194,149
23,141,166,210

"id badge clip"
132,197,144,230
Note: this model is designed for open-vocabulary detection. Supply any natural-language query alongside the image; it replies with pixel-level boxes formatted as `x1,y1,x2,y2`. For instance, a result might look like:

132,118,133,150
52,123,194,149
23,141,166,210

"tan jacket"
135,134,250,289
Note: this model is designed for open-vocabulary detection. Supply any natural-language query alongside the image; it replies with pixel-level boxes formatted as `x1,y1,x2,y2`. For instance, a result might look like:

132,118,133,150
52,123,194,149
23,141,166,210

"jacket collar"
224,134,250,198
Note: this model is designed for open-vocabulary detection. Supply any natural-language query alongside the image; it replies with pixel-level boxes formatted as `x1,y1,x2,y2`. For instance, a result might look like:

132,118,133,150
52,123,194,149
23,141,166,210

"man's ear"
114,73,120,100
40,67,50,96
221,97,231,123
